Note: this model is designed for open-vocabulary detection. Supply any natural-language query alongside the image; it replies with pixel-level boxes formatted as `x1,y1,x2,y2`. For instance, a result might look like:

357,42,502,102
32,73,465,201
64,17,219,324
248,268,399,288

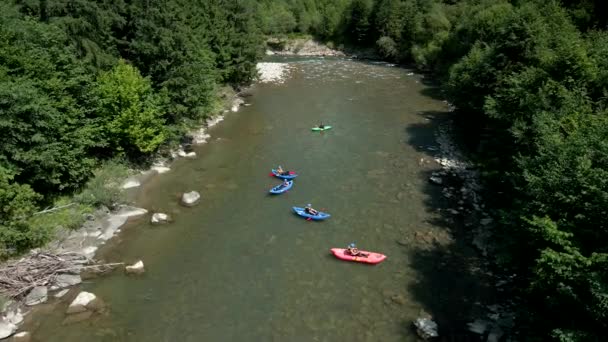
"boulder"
177,150,196,158
125,261,145,275
181,191,201,206
151,213,170,224
0,320,16,339
54,274,82,289
413,317,438,340
66,292,104,314
11,331,31,342
24,286,47,306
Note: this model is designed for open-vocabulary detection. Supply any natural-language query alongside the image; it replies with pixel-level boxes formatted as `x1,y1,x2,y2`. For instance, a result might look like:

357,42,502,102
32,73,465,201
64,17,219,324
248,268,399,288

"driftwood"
33,202,76,216
0,251,123,299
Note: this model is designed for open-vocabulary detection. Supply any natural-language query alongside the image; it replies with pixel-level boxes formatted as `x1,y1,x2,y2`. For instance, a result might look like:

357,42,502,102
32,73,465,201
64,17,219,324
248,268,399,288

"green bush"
75,161,131,208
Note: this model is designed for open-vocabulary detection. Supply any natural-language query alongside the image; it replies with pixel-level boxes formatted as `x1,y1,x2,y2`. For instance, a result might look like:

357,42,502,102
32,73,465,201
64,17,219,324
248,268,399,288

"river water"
26,58,454,341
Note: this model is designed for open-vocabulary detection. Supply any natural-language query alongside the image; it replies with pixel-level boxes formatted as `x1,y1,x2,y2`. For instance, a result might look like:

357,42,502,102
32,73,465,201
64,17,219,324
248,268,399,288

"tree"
93,60,167,154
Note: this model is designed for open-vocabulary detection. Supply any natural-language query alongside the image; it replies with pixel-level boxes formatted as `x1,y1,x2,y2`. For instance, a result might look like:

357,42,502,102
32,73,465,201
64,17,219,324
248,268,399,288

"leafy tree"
93,60,167,154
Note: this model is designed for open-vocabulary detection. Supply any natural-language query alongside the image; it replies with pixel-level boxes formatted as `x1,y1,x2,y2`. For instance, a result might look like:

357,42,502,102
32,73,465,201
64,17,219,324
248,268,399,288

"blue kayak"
271,169,298,179
292,207,331,220
269,180,293,194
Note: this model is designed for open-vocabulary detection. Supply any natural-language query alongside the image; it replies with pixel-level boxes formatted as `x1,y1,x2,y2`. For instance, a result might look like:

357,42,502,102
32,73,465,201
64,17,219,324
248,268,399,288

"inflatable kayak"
271,169,298,179
269,180,293,194
311,125,332,131
330,248,387,264
292,207,331,220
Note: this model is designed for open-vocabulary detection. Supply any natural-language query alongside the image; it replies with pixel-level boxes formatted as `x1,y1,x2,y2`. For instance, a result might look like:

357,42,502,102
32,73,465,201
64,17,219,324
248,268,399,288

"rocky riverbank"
422,109,517,341
265,37,381,60
0,89,247,340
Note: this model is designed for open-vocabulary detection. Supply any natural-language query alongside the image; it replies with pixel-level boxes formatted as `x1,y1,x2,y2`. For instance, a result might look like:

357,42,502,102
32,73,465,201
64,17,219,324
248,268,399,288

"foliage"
74,160,130,208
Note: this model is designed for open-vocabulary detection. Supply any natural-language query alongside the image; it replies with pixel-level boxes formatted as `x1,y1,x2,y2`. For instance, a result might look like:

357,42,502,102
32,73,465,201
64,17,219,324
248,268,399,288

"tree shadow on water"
403,111,496,341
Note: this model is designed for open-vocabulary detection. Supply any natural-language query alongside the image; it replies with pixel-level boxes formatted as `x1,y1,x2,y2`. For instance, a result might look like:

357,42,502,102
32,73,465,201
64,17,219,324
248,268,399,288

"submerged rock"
125,261,145,274
151,213,170,224
24,286,47,306
11,331,31,342
413,317,438,339
181,191,201,206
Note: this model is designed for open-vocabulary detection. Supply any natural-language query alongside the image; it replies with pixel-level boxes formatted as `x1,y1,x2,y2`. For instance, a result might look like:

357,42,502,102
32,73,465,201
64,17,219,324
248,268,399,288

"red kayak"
330,248,387,265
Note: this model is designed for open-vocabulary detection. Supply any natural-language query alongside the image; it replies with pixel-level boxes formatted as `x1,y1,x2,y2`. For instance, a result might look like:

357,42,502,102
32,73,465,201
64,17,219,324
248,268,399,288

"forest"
1,0,607,340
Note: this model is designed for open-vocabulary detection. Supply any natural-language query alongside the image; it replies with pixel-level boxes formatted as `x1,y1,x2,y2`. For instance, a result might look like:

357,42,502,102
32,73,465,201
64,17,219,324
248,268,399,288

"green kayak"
311,125,332,131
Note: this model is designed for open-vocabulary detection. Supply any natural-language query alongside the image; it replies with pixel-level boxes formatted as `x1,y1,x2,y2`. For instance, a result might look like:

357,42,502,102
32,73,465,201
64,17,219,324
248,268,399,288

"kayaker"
283,179,290,187
277,165,288,175
305,204,318,215
318,122,325,129
347,243,368,257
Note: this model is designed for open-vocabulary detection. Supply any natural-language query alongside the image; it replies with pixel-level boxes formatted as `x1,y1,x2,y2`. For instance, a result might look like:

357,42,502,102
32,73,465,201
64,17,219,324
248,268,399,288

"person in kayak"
304,204,318,215
277,165,289,175
282,179,290,188
318,122,325,129
347,243,368,257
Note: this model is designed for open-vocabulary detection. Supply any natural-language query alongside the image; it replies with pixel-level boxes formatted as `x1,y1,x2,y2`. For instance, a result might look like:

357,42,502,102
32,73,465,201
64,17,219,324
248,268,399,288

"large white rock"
151,213,170,224
125,260,145,274
177,150,196,158
121,179,141,189
0,320,16,339
151,166,171,174
54,274,82,288
24,286,47,306
181,191,201,206
66,292,102,314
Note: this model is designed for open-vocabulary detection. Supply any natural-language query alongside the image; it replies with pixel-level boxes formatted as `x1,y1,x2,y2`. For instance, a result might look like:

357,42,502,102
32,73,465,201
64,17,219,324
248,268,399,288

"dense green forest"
261,0,608,340
1,0,607,340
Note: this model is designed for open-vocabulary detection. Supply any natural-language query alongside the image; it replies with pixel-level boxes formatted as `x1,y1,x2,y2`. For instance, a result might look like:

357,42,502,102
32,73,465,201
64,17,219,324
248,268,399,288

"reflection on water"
26,58,450,341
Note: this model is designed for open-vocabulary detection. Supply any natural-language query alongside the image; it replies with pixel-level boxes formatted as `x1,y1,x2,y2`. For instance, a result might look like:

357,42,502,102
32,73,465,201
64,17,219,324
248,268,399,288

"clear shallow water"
26,58,450,341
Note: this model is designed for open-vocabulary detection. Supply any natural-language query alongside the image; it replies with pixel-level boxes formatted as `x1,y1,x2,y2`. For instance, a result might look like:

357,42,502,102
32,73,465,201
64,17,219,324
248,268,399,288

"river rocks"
181,191,201,206
177,150,196,158
11,331,31,342
121,179,140,189
125,261,145,274
151,213,170,224
24,286,47,306
67,292,104,314
0,320,16,339
256,62,292,84
54,274,82,289
413,317,438,340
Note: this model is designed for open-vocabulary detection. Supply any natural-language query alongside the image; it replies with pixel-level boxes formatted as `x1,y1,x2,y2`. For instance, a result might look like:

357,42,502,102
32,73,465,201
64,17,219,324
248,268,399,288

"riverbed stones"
151,213,170,224
181,191,201,206
125,260,145,274
151,165,171,174
11,331,31,342
429,175,443,185
66,292,104,314
24,286,47,306
54,289,69,298
54,274,82,289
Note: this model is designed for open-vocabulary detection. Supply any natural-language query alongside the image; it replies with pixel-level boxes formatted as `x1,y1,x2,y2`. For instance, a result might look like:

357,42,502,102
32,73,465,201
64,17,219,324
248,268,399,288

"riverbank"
265,36,381,60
